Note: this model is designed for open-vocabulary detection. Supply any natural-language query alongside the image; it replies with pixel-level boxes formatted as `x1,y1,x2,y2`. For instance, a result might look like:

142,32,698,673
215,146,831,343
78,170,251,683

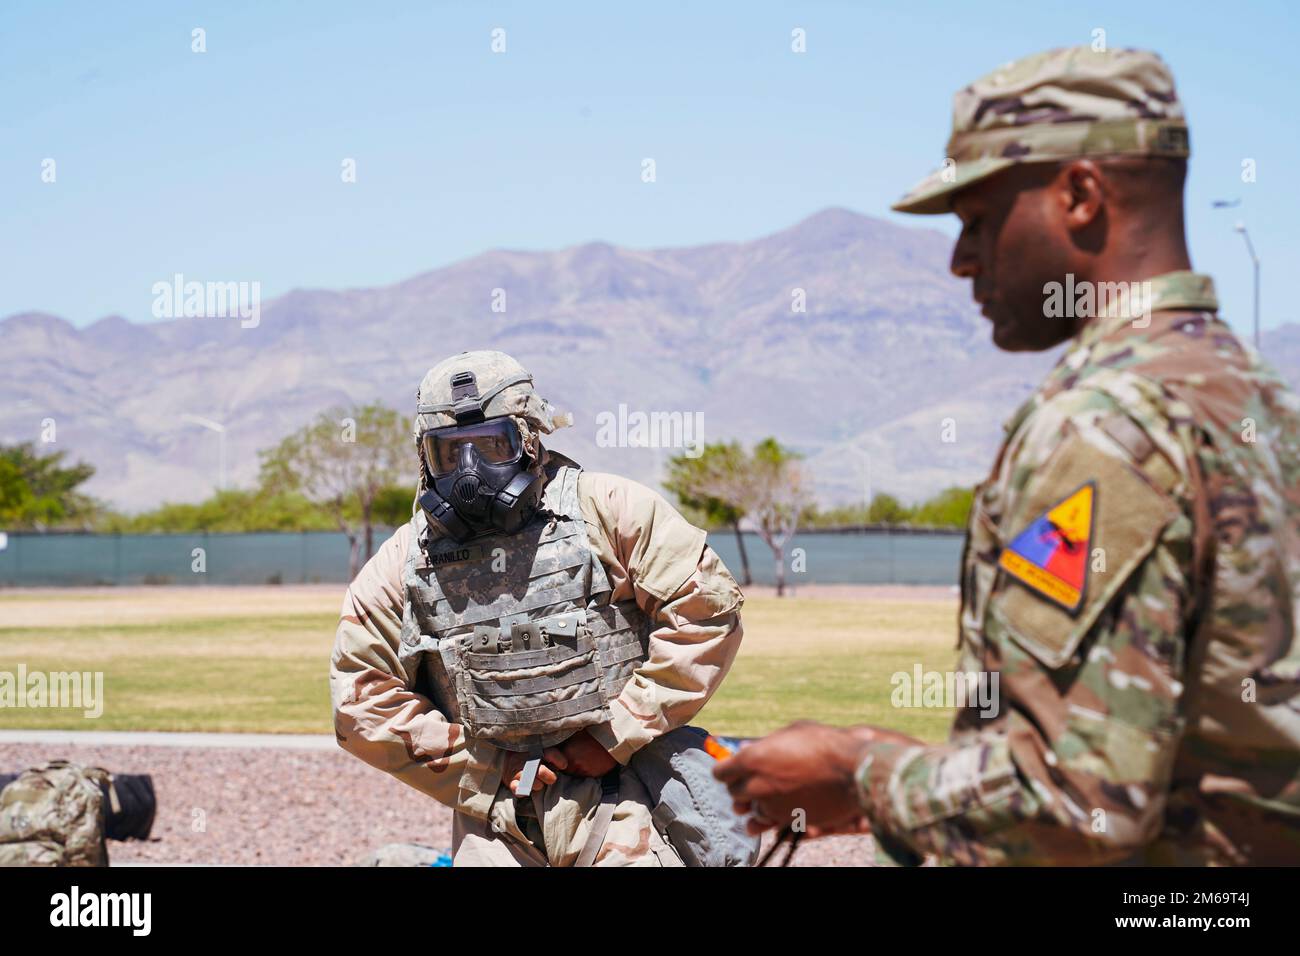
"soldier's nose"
950,244,979,281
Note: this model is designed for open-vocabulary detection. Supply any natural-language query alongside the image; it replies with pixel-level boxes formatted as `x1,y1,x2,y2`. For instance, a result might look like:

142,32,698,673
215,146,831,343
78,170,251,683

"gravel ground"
0,741,873,867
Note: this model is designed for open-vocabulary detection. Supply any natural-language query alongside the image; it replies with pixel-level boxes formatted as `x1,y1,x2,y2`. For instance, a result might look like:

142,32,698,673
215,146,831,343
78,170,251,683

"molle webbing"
399,463,650,750
467,693,610,727
468,663,601,694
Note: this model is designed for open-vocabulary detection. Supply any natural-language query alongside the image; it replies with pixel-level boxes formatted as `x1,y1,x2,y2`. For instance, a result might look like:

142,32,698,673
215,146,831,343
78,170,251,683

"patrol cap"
893,46,1189,215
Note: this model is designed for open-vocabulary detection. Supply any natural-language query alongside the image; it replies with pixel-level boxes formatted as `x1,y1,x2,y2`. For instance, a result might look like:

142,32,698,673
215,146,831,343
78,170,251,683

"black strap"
757,825,804,867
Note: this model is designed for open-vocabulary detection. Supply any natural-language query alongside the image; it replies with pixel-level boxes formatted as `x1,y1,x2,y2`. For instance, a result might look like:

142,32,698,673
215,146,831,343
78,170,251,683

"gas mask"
417,410,544,542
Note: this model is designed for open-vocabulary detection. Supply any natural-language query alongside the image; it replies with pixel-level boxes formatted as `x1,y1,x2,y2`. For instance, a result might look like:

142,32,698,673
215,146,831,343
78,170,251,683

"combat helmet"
413,351,570,541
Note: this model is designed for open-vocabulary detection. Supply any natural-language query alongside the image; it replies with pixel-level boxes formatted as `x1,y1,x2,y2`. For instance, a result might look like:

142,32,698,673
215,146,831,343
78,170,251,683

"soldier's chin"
989,312,1058,352
988,313,1030,352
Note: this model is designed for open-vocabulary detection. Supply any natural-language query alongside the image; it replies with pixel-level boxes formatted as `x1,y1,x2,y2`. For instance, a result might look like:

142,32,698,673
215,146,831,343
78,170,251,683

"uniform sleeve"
856,387,1197,865
577,471,746,765
329,524,503,819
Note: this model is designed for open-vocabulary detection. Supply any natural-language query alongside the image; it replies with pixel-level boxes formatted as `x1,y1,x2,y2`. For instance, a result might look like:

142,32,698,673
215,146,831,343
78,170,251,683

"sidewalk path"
0,729,337,750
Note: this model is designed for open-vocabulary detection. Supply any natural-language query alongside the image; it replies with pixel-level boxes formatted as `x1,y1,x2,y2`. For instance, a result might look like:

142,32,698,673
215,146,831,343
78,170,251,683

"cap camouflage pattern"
413,350,570,440
894,46,1189,215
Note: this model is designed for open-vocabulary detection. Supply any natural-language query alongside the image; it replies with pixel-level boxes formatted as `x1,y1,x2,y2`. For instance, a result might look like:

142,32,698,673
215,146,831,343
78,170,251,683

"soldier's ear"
1059,160,1106,233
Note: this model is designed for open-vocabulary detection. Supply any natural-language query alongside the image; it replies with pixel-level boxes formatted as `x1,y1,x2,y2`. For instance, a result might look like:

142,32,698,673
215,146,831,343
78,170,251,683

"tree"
866,492,911,524
798,488,974,530
664,442,753,586
745,438,812,597
258,403,409,579
0,442,98,529
96,487,340,533
910,486,974,528
371,482,418,528
666,437,811,597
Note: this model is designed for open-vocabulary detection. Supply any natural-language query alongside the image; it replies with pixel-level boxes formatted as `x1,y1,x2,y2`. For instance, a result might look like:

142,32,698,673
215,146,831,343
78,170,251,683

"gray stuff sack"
627,726,759,867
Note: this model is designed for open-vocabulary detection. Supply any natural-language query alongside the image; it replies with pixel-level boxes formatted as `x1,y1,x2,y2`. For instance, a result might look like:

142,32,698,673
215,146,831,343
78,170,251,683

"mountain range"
3,208,1296,512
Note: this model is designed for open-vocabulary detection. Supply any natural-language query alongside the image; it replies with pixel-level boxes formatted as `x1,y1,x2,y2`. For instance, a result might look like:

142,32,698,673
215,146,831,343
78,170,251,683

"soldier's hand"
804,816,874,839
846,724,922,748
504,747,567,795
556,728,619,778
713,721,890,836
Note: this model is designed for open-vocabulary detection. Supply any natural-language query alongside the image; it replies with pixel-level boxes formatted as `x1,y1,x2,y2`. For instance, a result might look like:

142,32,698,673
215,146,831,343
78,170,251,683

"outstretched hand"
713,722,920,836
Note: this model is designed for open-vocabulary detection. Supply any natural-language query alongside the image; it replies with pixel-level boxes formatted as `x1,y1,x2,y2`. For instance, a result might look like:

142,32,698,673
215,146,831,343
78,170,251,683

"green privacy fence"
0,528,963,588
0,530,392,587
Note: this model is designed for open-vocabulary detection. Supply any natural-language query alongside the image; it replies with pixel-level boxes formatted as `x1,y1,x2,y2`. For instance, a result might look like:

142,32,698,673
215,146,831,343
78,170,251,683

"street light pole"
181,414,227,491
1210,203,1262,349
1235,222,1261,349
847,445,872,516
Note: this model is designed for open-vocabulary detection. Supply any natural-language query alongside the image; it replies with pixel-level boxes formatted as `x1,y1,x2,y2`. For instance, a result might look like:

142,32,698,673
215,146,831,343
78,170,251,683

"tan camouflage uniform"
331,471,744,867
860,47,1300,865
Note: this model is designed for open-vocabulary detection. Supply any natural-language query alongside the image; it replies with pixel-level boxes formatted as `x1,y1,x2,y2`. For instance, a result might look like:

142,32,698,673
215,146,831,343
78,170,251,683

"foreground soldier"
717,46,1300,865
331,350,753,866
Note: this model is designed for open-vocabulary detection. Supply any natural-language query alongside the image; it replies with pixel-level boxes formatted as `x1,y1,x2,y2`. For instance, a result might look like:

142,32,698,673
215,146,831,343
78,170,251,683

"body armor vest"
399,461,650,753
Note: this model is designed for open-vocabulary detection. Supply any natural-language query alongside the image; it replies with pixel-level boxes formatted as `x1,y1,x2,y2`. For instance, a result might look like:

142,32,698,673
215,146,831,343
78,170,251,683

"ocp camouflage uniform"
860,47,1300,866
331,469,744,866
858,272,1300,865
0,761,110,866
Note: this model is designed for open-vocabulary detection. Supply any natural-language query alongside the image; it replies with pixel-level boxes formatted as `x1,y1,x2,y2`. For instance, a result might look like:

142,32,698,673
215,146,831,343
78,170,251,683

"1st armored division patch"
988,429,1181,670
997,482,1094,614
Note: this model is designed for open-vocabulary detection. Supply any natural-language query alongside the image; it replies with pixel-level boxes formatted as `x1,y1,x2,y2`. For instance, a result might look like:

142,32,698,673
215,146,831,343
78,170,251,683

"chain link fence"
0,531,386,587
0,528,963,587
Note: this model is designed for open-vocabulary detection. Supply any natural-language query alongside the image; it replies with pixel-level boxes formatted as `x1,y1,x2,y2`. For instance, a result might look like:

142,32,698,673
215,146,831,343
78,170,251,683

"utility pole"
1235,221,1261,349
181,414,227,491
1211,201,1261,349
847,445,872,519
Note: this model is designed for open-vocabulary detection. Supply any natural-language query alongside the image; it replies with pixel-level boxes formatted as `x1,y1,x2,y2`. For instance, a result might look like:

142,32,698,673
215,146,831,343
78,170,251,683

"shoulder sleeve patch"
998,481,1094,614
990,428,1180,669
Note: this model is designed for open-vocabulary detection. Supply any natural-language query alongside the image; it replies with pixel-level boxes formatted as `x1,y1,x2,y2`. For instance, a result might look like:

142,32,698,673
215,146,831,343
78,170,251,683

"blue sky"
3,0,1297,338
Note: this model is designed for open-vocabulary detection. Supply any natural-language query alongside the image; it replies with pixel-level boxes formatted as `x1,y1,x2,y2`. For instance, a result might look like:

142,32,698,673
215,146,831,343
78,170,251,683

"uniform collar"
1002,271,1218,436
1138,270,1218,313
1059,270,1218,371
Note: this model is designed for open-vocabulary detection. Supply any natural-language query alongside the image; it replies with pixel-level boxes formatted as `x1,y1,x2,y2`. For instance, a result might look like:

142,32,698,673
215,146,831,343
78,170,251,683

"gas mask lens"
422,418,523,478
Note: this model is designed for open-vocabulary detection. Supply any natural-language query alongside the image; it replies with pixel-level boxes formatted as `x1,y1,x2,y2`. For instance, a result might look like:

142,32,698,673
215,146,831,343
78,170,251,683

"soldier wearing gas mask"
330,350,755,866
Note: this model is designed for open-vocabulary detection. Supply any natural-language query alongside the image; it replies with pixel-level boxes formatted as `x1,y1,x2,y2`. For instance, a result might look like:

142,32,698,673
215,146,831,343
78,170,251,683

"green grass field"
0,586,960,742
